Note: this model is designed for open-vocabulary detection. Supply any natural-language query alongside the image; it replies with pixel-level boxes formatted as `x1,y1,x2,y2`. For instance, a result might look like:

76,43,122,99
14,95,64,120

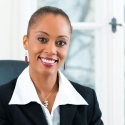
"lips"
39,57,58,67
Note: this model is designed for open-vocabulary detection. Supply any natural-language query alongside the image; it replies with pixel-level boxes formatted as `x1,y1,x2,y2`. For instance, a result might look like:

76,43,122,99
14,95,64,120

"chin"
38,69,57,76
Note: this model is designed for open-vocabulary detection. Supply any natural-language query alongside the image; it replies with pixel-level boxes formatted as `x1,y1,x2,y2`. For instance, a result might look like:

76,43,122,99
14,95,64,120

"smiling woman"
23,13,71,77
0,6,103,125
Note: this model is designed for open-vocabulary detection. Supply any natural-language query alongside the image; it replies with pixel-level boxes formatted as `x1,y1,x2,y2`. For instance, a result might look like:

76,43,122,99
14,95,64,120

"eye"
56,40,66,47
37,37,47,43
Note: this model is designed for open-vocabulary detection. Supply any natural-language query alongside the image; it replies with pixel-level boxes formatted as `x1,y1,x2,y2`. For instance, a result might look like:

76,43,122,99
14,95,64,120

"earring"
25,51,28,63
64,62,66,70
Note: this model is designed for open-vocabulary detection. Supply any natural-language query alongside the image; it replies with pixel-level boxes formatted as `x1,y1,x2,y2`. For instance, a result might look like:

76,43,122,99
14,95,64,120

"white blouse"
9,66,88,125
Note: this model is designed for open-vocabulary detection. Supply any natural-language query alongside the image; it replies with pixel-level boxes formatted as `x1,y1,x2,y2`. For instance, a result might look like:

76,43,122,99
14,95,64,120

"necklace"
37,83,57,108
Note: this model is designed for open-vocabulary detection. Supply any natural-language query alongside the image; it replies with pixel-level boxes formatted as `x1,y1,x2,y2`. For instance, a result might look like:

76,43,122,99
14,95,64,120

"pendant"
43,100,48,108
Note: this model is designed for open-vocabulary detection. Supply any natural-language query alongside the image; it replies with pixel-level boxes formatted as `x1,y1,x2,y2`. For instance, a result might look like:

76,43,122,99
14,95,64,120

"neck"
29,67,58,95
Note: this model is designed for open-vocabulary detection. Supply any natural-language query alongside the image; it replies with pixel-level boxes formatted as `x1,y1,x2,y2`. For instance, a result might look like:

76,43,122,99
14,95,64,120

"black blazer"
0,78,103,125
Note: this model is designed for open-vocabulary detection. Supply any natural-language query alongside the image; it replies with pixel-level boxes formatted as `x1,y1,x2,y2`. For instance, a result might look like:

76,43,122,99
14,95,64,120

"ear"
23,35,28,50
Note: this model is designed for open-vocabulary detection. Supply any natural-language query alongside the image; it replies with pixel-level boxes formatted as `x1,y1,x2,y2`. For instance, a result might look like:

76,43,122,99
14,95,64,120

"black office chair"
0,60,28,85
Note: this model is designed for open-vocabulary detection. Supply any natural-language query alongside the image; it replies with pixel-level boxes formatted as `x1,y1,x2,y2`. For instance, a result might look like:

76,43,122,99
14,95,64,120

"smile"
39,57,58,67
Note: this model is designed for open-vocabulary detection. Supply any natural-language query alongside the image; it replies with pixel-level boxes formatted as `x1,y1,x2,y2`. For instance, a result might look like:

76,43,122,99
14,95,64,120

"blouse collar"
9,66,88,106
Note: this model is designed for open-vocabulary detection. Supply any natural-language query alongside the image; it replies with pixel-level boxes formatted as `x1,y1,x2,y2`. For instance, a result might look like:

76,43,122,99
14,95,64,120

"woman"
0,6,103,125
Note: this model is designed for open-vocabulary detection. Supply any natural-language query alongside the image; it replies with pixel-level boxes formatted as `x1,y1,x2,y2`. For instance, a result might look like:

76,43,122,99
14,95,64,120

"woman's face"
23,14,71,76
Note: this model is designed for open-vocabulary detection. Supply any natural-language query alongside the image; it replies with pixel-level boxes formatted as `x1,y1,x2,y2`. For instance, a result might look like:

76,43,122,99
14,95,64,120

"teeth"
42,58,55,64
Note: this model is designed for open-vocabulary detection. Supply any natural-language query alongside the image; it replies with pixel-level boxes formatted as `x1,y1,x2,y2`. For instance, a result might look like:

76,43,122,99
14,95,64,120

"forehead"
30,14,71,36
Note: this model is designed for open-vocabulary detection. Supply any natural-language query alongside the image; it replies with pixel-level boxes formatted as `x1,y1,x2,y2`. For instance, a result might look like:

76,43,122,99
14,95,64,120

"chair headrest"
0,60,28,85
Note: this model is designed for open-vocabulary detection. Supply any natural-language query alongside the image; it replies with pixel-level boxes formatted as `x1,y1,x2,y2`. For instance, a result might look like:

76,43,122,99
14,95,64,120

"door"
36,0,125,124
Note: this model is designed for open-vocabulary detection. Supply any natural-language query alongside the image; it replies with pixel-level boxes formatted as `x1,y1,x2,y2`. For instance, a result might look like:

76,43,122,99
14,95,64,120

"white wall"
0,0,37,60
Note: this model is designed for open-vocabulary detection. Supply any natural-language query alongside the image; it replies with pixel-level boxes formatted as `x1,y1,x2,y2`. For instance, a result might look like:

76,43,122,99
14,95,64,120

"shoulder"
69,81,96,105
0,78,17,102
70,81,103,123
70,80,93,91
70,80,94,96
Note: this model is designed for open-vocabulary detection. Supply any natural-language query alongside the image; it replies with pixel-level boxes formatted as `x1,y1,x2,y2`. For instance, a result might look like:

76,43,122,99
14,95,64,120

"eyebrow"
35,31,49,36
35,31,69,39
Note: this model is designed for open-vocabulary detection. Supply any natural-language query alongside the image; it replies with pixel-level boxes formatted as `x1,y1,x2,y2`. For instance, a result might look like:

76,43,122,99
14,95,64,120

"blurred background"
0,0,124,124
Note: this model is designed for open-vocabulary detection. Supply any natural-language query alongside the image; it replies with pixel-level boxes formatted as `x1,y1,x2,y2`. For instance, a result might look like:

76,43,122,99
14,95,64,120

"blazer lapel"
20,102,48,125
60,104,77,125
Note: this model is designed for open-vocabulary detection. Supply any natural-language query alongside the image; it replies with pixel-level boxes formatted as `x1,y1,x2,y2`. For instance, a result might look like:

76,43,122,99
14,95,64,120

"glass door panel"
36,0,96,90
37,0,95,89
37,0,95,22
60,30,95,89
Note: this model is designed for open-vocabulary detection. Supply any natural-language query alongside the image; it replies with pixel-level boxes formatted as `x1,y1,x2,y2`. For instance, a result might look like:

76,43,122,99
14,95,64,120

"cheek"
28,46,37,56
28,40,42,54
58,48,69,60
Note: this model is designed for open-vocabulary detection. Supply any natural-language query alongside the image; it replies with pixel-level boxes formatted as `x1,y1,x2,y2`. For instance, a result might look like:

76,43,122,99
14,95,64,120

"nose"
44,41,57,55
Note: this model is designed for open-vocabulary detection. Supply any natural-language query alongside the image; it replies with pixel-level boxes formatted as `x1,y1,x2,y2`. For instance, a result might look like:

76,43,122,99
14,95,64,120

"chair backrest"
0,60,28,85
